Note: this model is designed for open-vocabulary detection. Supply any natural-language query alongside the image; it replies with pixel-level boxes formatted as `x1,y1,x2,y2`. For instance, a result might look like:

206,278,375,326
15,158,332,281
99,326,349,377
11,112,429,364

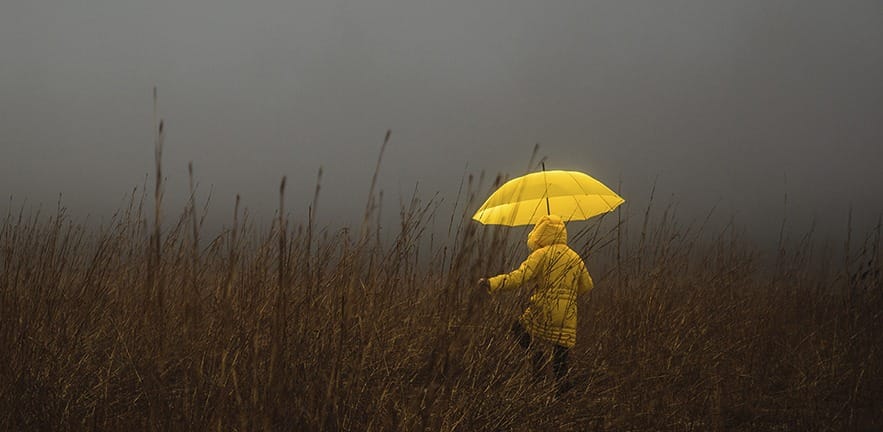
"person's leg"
512,322,545,380
552,345,569,380
553,345,574,394
511,321,531,350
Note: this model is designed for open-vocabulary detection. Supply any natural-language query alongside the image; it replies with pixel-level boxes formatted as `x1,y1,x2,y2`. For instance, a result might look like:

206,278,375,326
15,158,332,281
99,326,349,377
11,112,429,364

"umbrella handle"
542,162,551,215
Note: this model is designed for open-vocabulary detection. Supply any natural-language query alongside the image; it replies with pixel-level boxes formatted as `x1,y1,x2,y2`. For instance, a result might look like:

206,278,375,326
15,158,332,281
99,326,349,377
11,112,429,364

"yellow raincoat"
487,215,593,348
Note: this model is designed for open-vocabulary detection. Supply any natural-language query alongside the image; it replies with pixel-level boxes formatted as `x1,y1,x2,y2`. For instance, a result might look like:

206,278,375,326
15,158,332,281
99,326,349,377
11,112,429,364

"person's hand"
478,278,490,291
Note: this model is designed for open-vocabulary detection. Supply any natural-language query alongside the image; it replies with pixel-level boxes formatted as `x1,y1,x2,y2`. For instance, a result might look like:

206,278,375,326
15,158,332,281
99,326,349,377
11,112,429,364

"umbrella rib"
564,171,596,219
566,171,619,215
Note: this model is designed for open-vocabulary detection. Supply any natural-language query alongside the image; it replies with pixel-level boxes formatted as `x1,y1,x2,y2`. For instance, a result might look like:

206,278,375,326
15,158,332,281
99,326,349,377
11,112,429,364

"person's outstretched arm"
483,249,545,294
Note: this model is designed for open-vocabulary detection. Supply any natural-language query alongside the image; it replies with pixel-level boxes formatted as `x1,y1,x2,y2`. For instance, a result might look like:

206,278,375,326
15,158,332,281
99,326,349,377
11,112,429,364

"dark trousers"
511,321,569,382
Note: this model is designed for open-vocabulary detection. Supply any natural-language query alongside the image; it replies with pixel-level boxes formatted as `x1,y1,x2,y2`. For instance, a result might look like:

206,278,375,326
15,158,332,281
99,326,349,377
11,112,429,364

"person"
479,214,593,393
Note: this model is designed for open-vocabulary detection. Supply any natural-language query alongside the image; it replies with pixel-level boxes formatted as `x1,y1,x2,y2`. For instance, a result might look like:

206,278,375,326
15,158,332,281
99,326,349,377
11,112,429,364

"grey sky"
2,1,882,245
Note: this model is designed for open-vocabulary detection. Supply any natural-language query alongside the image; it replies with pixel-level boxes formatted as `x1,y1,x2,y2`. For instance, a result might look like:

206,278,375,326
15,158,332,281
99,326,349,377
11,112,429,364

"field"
1,150,881,431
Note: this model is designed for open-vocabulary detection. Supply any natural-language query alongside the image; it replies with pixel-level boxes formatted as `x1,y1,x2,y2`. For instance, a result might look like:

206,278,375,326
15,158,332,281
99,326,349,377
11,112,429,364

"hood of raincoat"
527,214,568,251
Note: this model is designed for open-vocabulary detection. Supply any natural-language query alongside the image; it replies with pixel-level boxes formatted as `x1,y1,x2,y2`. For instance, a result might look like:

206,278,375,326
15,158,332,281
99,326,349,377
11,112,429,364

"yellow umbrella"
472,169,624,226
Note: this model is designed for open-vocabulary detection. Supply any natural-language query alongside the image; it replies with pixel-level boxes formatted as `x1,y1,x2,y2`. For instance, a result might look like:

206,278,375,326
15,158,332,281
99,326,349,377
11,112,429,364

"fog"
2,0,882,247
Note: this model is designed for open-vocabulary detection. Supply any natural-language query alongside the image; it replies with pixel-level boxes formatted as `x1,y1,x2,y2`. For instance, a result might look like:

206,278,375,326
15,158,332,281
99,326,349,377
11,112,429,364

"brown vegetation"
1,133,881,431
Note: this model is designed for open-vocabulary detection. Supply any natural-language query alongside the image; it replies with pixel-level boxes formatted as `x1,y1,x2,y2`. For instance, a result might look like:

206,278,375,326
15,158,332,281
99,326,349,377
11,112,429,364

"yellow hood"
527,214,568,251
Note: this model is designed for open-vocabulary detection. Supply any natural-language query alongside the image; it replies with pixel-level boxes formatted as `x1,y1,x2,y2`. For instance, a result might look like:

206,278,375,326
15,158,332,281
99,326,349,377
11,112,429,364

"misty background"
2,1,882,249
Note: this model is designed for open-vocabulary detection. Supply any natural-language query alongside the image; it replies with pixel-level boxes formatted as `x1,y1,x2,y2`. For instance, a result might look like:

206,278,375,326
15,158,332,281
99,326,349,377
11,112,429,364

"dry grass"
1,135,881,431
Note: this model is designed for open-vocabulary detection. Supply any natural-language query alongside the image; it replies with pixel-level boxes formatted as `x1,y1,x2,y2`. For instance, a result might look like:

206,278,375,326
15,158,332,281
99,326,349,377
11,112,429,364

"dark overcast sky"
2,0,882,245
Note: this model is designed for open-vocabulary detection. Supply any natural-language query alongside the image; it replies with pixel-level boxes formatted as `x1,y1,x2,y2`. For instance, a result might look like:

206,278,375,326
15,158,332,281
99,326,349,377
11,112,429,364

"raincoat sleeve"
577,264,594,295
487,249,545,293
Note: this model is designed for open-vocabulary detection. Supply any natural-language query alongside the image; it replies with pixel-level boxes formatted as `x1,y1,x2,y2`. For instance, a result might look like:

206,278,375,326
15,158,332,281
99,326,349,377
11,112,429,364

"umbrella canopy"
472,170,624,226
